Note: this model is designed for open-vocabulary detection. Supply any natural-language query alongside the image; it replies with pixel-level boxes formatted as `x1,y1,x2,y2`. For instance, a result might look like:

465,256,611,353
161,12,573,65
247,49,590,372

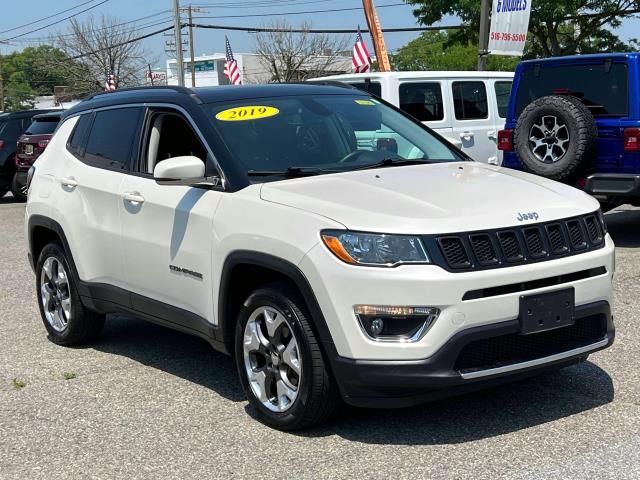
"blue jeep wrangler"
499,53,640,209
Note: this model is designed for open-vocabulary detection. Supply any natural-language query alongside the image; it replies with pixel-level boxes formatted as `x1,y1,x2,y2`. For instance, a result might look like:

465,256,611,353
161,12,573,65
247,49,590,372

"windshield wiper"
351,158,438,171
247,166,341,177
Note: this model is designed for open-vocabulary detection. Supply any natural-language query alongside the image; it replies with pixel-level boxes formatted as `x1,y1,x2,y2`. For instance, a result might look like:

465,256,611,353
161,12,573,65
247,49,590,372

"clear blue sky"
1,0,639,68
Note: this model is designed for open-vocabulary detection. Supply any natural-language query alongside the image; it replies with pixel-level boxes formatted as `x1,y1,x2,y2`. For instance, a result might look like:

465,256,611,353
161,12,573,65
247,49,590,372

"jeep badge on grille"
517,212,540,222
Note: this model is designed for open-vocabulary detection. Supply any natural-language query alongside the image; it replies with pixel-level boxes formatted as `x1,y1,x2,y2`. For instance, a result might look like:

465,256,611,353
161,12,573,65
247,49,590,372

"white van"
313,71,514,164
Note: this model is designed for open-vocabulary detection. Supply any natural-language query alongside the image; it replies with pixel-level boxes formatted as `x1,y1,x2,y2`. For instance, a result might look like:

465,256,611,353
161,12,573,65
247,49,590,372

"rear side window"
515,63,628,117
67,114,93,156
26,118,60,135
347,81,382,97
0,119,26,140
84,108,142,170
453,81,489,120
494,81,512,118
399,82,444,122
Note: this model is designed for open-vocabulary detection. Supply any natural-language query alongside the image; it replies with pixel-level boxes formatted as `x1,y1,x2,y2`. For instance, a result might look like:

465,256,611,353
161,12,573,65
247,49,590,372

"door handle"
460,131,475,139
123,191,145,205
60,176,78,188
488,130,498,141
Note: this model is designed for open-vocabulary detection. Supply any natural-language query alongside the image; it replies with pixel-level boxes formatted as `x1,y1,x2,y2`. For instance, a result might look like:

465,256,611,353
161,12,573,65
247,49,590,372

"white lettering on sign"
489,0,532,56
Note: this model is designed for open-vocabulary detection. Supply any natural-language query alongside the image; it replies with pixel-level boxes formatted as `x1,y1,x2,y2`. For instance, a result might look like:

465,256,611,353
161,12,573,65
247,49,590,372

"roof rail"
303,80,359,90
83,85,195,102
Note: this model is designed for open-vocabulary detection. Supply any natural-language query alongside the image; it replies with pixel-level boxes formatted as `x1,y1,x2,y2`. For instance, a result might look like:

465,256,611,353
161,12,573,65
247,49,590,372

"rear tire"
36,242,105,346
10,173,27,202
235,283,340,430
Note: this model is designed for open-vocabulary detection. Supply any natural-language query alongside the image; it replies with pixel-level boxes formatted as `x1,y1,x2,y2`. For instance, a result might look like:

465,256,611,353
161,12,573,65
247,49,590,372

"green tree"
4,72,35,111
392,31,519,71
403,0,640,57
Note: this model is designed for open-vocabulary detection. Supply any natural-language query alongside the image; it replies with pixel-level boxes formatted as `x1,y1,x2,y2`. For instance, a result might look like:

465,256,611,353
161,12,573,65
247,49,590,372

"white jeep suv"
25,84,615,430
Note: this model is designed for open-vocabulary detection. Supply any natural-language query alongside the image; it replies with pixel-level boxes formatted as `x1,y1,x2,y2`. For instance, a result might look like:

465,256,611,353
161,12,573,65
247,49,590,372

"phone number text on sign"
490,32,527,43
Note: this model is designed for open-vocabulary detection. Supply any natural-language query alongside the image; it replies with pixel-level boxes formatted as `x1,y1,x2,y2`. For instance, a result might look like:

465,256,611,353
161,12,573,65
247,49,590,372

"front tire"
36,242,105,345
235,284,340,430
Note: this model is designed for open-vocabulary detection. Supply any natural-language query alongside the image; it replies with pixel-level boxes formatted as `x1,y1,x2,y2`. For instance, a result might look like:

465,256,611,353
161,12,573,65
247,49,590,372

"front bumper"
331,301,613,407
585,173,640,199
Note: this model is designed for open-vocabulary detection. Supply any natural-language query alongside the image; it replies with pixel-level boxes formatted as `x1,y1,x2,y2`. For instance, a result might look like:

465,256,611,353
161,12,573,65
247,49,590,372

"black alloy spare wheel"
513,95,598,182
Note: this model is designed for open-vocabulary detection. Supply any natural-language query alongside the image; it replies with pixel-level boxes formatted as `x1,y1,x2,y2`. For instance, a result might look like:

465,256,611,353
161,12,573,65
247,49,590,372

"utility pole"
478,0,491,71
172,0,185,86
362,0,391,72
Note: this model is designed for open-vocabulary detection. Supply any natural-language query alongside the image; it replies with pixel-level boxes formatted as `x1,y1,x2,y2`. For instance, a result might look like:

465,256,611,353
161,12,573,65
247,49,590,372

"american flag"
224,36,242,85
352,27,371,73
104,68,117,91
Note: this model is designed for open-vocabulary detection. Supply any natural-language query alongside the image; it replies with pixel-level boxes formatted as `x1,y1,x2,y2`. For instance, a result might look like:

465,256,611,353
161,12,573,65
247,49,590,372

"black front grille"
433,212,606,272
584,215,604,245
469,234,498,266
523,227,547,259
567,220,587,251
438,237,471,269
497,231,523,262
455,315,606,373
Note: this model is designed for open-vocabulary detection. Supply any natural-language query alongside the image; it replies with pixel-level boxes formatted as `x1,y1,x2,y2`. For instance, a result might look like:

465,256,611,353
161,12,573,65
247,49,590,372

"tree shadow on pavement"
91,314,245,402
605,207,640,248
301,361,613,445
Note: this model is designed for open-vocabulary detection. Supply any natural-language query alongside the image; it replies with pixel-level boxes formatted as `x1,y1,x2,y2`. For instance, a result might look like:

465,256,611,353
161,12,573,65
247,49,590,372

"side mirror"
153,156,206,183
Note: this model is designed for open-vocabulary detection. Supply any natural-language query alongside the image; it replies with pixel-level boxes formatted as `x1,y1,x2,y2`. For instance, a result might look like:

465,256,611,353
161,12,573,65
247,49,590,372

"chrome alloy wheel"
529,115,570,163
40,257,72,332
243,306,302,412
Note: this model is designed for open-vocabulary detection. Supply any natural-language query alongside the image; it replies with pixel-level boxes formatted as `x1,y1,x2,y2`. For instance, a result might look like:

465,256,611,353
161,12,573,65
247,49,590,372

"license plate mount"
519,288,575,335
24,144,34,155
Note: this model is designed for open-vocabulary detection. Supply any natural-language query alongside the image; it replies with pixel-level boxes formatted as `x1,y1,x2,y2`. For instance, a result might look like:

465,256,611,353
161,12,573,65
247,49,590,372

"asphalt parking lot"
1,194,639,480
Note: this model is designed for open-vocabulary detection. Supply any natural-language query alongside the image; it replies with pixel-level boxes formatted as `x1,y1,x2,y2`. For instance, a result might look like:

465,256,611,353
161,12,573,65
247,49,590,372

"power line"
10,14,173,44
191,2,405,20
192,0,334,8
1,0,112,42
0,0,101,35
68,24,176,60
190,23,465,34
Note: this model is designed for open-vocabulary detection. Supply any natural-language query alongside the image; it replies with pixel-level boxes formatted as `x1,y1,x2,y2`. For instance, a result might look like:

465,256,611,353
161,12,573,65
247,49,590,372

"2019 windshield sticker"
355,99,376,106
216,106,279,121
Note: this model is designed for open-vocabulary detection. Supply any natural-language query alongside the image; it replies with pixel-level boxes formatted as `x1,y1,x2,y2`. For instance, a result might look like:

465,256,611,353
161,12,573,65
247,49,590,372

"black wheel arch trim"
217,250,339,357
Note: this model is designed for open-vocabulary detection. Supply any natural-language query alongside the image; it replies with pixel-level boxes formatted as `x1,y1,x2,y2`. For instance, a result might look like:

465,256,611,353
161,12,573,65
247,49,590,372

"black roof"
0,109,56,120
63,83,367,118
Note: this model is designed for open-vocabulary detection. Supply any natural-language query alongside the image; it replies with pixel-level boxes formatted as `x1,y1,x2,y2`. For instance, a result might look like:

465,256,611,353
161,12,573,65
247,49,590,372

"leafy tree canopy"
392,31,519,71
403,0,640,57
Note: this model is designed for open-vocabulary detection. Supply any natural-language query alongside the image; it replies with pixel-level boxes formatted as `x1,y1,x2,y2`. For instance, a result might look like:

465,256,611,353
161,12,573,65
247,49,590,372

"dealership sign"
489,0,532,56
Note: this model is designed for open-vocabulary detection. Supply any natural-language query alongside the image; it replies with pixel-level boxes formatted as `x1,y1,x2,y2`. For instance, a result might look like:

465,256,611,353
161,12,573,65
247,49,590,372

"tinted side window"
67,114,93,157
453,81,488,120
399,82,444,121
85,108,142,170
515,63,628,117
347,81,382,97
494,81,512,118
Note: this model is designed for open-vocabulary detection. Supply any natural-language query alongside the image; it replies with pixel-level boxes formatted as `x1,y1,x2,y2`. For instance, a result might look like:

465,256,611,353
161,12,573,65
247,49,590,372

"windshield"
25,118,59,135
209,94,464,176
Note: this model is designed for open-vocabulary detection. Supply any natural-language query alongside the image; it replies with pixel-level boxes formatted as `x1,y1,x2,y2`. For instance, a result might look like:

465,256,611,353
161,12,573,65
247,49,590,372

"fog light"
370,318,384,336
354,305,440,342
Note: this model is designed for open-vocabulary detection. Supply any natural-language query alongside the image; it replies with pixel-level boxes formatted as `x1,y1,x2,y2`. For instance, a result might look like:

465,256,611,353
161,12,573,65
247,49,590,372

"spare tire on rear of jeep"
514,95,598,181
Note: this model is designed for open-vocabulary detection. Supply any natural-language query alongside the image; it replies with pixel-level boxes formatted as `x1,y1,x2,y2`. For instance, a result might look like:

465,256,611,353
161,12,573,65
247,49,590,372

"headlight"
321,230,429,267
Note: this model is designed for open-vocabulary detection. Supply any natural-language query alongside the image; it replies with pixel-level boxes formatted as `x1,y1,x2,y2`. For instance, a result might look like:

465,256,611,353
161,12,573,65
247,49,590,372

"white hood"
259,162,600,234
